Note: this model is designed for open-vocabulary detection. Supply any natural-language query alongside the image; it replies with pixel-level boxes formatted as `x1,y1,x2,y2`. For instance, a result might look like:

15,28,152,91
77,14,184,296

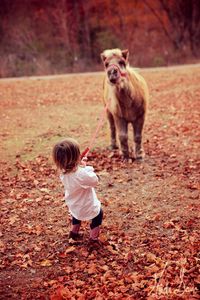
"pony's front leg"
115,117,129,159
107,111,118,150
132,116,145,160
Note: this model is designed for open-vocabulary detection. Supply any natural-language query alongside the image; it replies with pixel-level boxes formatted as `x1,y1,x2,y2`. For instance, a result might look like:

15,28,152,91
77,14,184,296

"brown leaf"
9,215,19,225
0,240,6,253
124,251,134,262
163,220,175,229
64,246,76,254
87,263,97,274
40,259,52,267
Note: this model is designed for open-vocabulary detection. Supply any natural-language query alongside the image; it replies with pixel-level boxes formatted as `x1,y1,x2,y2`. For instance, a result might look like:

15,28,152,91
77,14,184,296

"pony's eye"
119,60,125,67
105,62,109,68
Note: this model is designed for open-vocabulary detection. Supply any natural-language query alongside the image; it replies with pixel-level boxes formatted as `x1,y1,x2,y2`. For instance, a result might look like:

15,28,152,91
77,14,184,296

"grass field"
0,65,199,299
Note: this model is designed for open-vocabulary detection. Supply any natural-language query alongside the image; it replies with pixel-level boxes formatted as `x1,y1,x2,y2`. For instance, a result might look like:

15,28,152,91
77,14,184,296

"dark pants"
72,208,103,229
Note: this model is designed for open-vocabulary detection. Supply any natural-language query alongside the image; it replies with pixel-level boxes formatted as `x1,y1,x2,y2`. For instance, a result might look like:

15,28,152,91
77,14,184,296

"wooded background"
0,0,200,77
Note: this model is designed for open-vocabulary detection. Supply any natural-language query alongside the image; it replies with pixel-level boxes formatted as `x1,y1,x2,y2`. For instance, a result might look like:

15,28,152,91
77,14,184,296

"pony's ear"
121,49,129,62
100,52,106,63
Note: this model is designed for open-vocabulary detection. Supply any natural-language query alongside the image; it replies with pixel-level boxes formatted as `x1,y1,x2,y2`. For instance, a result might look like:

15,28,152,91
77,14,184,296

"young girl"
52,138,103,243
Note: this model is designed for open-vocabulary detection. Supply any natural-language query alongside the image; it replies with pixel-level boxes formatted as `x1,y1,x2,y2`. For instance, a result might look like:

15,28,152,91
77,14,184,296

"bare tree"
144,0,200,56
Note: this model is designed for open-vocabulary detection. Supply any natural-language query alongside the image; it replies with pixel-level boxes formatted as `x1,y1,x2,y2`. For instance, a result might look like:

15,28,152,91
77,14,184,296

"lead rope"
81,100,110,158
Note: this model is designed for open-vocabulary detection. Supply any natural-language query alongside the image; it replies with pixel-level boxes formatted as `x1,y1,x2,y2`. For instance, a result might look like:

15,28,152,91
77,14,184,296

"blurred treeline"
0,0,200,77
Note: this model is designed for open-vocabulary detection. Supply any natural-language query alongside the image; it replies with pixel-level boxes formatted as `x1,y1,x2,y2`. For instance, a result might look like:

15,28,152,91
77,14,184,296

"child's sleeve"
77,166,99,188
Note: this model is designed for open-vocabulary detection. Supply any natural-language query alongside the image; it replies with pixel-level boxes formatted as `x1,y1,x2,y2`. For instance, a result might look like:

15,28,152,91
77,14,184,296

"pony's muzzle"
107,66,120,84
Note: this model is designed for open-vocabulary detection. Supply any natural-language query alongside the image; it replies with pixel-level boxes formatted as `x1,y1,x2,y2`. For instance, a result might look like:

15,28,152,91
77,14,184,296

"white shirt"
60,166,101,221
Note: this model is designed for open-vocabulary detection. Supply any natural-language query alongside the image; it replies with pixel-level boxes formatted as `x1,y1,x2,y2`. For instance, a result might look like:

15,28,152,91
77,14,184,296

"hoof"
123,158,133,164
108,144,118,150
122,154,132,163
135,149,145,160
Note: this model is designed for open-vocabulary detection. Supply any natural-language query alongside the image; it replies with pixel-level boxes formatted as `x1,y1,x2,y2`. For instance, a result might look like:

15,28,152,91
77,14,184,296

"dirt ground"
0,65,199,300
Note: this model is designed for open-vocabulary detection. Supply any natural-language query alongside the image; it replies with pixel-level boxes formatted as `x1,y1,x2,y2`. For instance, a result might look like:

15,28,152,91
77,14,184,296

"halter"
104,57,127,78
107,64,127,78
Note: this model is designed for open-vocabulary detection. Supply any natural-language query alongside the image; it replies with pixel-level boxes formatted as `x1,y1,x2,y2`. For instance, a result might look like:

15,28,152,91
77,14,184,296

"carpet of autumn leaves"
0,65,200,299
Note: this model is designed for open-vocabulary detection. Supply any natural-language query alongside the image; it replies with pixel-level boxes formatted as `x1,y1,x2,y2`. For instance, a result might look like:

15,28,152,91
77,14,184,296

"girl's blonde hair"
52,138,80,173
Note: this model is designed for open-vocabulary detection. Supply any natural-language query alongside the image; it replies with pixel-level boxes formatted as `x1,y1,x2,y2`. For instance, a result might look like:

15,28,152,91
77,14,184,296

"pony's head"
101,48,129,85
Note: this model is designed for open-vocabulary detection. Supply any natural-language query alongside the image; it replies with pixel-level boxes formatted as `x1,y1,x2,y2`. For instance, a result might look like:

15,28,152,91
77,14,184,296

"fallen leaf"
40,259,52,267
65,246,76,254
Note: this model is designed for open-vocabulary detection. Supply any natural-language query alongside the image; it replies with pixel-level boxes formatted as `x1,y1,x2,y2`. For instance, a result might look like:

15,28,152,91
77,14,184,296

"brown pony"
101,48,149,160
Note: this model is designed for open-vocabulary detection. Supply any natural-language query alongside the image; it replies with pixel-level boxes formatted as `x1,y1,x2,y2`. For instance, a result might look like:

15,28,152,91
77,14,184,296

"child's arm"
77,165,99,188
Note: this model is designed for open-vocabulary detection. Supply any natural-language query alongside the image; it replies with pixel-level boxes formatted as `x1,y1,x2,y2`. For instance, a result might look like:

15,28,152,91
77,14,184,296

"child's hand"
80,156,88,167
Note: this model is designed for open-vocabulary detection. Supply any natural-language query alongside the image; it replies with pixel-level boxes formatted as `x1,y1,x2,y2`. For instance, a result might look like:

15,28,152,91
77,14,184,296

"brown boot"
69,224,81,240
69,231,82,240
87,226,102,250
89,226,100,240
